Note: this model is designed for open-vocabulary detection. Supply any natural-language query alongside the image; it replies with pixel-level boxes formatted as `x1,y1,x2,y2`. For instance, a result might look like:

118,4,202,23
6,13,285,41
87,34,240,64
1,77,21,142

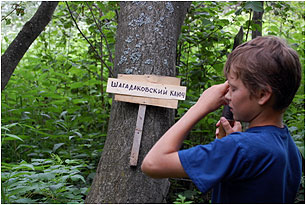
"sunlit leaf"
53,143,65,153
2,134,24,142
70,174,86,183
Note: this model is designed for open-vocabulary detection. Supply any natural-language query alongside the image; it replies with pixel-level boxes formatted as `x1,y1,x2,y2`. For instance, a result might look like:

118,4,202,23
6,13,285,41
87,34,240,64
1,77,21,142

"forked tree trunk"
85,1,190,203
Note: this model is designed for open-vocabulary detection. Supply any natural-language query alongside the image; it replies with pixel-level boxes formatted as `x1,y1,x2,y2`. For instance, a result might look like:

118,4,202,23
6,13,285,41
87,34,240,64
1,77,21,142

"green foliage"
285,94,305,158
174,194,193,204
1,2,117,203
1,2,26,25
1,156,88,204
295,175,305,204
1,1,304,204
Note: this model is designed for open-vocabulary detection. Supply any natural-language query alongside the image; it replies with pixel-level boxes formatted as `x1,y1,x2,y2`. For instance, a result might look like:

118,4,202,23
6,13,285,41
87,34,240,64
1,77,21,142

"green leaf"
5,18,11,25
53,143,65,153
224,10,235,16
2,134,24,142
235,8,243,15
59,110,68,119
298,146,304,159
70,174,86,183
202,19,212,26
70,82,84,89
80,187,89,194
270,25,279,33
72,99,88,104
74,131,82,138
102,11,115,20
49,183,65,191
14,197,37,204
13,163,35,171
244,2,263,12
10,171,33,179
36,172,56,181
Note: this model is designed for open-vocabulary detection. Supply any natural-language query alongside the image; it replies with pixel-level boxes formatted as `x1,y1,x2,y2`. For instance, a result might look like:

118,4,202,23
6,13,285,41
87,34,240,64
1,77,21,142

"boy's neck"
248,108,284,129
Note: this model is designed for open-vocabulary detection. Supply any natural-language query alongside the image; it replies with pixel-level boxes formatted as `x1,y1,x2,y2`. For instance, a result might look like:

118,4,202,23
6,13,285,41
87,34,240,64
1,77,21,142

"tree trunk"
1,1,58,91
252,1,264,39
85,1,190,203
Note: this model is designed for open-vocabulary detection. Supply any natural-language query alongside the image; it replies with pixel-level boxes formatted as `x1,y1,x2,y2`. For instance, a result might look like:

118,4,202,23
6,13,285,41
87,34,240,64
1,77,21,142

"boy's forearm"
165,105,207,151
144,82,228,157
141,105,207,178
142,82,229,178
145,105,208,157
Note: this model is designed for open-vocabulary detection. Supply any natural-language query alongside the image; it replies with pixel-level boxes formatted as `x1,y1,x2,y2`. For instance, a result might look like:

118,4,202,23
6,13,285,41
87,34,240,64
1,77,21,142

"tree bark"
85,1,190,203
233,26,244,50
1,1,58,91
252,1,264,39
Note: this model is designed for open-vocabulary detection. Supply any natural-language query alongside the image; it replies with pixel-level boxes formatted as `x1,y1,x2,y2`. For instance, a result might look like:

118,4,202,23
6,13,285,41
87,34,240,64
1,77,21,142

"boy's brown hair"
224,36,301,111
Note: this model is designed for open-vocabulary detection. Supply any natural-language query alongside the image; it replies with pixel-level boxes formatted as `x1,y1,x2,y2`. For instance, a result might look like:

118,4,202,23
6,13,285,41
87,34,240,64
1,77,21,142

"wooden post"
130,104,146,166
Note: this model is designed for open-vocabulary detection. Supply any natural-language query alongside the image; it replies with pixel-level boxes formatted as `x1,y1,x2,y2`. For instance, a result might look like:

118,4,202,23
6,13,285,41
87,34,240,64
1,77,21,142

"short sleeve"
178,134,247,194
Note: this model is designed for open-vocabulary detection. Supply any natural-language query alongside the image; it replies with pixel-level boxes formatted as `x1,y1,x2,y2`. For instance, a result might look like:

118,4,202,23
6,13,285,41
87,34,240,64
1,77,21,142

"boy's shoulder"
228,125,290,142
225,125,295,159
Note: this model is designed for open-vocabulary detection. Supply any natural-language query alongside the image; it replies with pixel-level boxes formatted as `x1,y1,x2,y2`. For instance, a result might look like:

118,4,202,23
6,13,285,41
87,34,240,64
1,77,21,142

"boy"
141,36,302,203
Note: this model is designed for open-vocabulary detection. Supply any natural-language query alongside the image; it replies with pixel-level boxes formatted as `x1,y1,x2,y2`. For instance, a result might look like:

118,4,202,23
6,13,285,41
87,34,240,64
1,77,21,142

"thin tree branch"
1,6,17,21
65,2,114,77
100,35,104,106
86,2,114,65
245,10,252,42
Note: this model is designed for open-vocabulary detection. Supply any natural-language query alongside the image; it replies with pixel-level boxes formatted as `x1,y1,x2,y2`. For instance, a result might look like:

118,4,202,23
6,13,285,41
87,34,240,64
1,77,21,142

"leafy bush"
1,1,304,204
1,156,89,204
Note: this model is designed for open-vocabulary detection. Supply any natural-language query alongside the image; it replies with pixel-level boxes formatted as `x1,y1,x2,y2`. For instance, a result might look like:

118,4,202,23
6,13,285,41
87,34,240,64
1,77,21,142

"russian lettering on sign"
106,78,186,101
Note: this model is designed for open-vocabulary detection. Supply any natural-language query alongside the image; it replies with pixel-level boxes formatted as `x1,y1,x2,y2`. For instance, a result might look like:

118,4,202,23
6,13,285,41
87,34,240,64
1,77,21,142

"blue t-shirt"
178,126,302,203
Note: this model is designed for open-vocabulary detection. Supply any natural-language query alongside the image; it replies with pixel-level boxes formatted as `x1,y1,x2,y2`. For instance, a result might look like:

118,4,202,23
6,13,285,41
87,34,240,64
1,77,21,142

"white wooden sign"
114,74,182,109
107,78,186,101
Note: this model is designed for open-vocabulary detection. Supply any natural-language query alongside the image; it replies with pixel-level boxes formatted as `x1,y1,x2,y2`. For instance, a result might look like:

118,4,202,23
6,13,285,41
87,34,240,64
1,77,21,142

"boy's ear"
258,86,273,106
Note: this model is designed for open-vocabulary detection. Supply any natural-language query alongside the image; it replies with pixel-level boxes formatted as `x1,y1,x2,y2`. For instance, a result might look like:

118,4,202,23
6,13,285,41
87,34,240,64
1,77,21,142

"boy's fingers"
223,81,229,91
233,121,242,132
216,120,221,127
215,127,219,138
220,117,232,133
219,117,242,137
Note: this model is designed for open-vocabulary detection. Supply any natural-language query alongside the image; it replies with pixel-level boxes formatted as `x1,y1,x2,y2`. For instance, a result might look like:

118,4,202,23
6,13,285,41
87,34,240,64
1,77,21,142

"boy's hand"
192,81,229,118
215,117,242,138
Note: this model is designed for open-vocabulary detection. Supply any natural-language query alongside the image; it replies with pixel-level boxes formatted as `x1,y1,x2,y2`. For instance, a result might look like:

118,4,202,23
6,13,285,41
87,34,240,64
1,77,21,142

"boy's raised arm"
141,82,229,178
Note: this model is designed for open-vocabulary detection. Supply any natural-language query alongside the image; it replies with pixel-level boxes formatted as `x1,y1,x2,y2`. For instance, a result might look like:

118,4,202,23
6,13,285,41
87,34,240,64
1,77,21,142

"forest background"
1,1,305,204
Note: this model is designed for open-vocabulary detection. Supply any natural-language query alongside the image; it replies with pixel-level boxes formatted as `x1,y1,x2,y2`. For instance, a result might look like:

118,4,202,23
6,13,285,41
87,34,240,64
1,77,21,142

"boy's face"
225,70,261,123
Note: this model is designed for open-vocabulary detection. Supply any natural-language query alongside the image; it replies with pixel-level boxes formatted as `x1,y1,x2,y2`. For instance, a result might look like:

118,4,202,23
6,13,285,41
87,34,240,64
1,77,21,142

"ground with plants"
1,1,304,203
